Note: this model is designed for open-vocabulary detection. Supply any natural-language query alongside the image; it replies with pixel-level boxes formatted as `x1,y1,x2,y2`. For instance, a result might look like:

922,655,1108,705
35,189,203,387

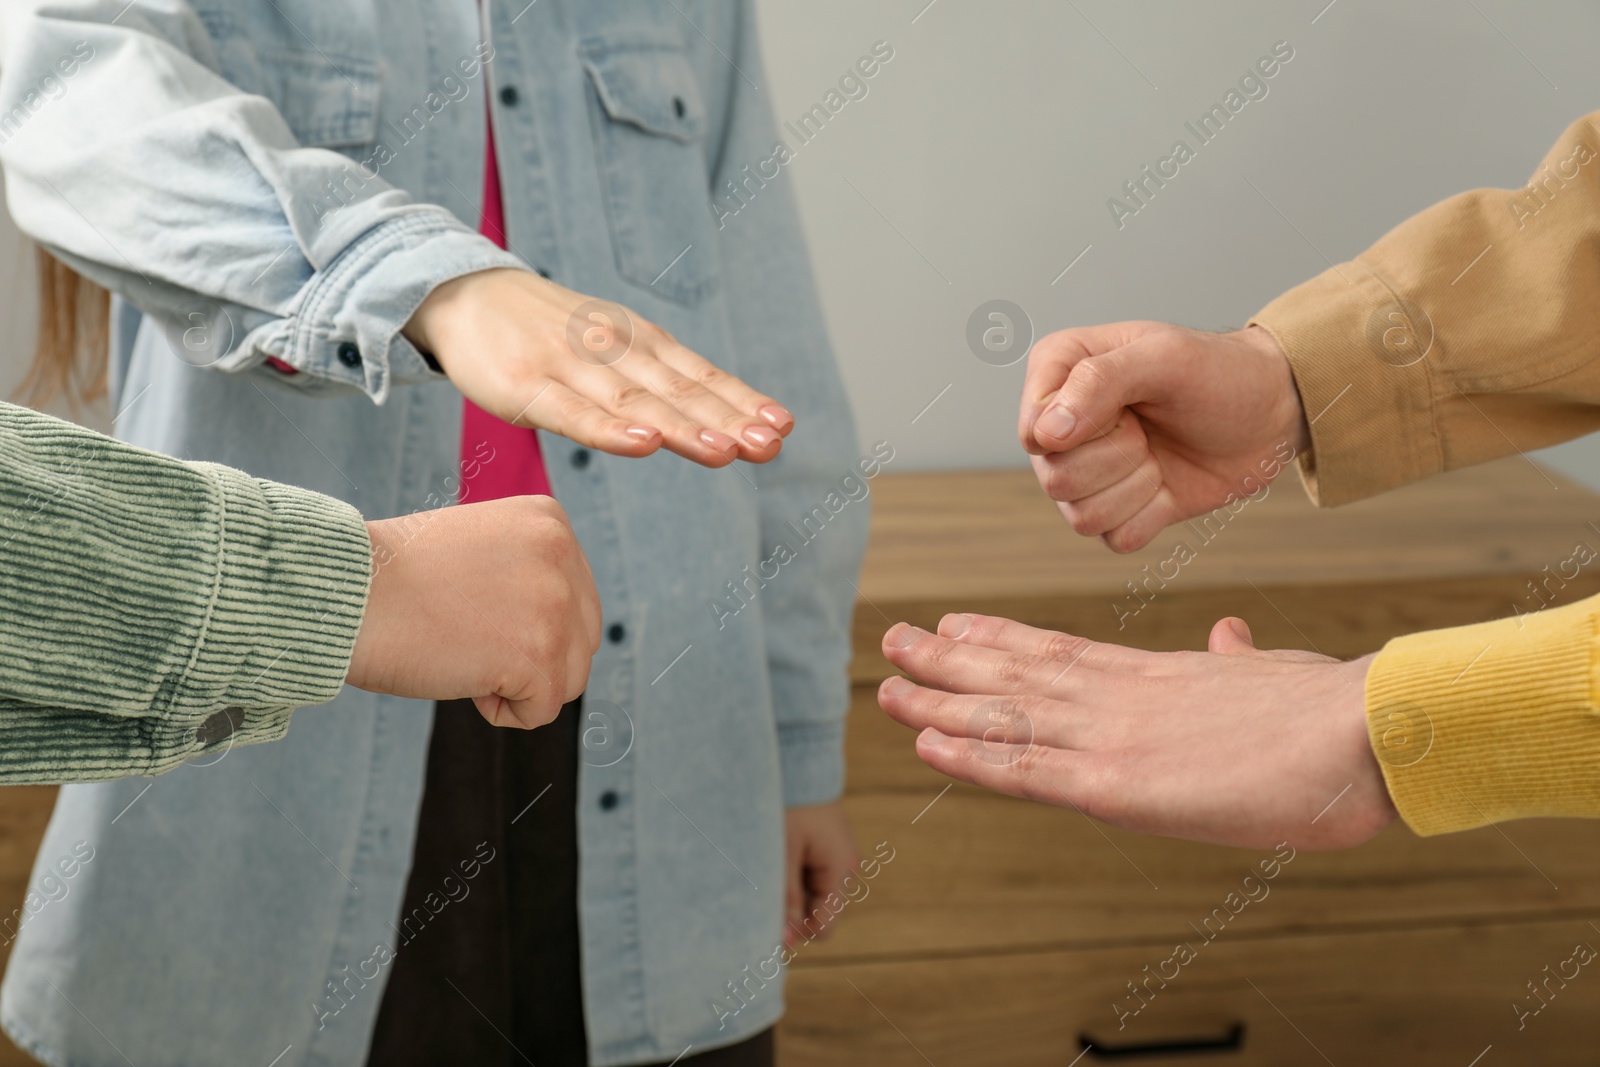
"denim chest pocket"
581,39,719,306
192,5,382,149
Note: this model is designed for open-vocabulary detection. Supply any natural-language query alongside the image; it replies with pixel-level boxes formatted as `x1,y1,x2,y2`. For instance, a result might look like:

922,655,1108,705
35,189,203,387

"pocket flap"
581,41,705,144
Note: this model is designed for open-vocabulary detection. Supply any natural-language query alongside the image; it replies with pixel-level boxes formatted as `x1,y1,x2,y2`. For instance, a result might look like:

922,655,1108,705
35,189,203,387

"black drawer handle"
1078,1023,1246,1059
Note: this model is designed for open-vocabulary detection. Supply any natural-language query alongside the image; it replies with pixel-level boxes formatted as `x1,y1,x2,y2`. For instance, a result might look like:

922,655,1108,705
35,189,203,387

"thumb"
1032,343,1168,452
1208,617,1256,655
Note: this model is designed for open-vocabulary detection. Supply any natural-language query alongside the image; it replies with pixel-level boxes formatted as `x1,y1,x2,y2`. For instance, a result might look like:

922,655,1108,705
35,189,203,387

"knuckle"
526,700,561,729
1071,356,1111,393
610,383,655,410
686,360,726,387
1028,330,1076,366
1006,736,1048,788
1041,632,1087,663
994,653,1036,688
1102,526,1143,554
958,613,1001,642
1072,755,1122,823
661,374,702,406
528,512,578,554
521,494,570,524
1062,503,1102,537
917,636,953,672
1042,463,1079,502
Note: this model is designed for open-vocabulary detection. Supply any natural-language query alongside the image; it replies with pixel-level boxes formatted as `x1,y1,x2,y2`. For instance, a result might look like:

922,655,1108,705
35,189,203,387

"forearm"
0,402,370,782
0,0,524,401
1250,110,1600,506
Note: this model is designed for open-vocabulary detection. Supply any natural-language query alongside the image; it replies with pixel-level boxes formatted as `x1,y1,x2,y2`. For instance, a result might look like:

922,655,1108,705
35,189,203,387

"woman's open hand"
405,268,793,467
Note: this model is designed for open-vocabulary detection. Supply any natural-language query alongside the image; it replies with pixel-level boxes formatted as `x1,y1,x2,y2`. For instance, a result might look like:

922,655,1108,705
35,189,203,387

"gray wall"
4,0,1599,484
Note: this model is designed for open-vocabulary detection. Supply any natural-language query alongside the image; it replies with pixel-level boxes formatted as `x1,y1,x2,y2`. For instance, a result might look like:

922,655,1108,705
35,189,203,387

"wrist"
401,267,523,371
345,520,397,693
1237,324,1311,455
1333,651,1399,843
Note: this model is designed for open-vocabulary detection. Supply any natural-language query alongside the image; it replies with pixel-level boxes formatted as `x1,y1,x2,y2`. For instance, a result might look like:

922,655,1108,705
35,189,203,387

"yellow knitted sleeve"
1365,594,1600,835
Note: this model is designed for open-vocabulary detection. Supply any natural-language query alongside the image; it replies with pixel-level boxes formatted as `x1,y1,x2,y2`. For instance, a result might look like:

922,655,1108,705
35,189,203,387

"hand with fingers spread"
405,268,793,468
347,495,602,729
1019,322,1309,552
877,613,1395,851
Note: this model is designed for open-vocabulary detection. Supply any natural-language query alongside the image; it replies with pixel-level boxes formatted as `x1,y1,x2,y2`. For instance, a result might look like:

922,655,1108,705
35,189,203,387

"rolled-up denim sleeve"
711,2,870,808
0,0,525,403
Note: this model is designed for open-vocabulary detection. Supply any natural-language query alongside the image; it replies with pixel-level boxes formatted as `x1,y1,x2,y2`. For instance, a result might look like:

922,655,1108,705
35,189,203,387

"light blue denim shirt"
0,2,868,1064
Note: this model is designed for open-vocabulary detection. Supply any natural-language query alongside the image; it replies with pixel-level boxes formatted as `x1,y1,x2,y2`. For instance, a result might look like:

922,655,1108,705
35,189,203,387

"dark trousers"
366,699,774,1067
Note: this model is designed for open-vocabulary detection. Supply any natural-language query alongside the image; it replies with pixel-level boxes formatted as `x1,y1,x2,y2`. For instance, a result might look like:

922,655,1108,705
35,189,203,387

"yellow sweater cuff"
1366,594,1600,835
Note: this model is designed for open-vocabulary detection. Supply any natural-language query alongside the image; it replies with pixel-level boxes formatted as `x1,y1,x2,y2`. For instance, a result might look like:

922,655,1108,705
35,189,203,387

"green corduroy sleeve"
0,402,371,783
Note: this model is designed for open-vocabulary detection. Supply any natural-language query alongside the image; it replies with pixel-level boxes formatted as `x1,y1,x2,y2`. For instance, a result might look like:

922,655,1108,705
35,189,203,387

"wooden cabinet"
0,459,1595,1064
779,459,1600,1065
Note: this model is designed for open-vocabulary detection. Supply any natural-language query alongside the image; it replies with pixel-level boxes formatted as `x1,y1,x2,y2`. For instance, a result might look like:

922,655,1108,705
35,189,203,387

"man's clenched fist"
1019,322,1310,552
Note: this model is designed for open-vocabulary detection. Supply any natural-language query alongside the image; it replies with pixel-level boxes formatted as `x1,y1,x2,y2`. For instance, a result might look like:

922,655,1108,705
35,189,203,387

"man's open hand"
877,612,1395,851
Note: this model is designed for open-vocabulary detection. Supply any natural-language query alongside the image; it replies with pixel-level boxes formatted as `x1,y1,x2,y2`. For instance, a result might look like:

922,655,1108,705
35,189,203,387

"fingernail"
941,613,972,639
700,429,739,455
887,623,922,648
759,404,794,432
880,675,911,696
625,425,660,442
743,424,778,449
1036,405,1077,441
917,727,953,751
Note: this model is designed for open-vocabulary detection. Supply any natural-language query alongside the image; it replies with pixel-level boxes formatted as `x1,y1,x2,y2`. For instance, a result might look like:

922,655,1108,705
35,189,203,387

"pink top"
460,109,551,502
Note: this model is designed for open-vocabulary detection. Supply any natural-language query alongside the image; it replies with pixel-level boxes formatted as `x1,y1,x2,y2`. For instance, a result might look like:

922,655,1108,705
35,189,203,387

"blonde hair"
21,246,108,409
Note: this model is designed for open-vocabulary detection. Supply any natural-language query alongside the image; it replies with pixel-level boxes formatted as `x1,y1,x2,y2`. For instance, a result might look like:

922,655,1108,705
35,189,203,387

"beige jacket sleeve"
1250,110,1600,506
1248,110,1600,835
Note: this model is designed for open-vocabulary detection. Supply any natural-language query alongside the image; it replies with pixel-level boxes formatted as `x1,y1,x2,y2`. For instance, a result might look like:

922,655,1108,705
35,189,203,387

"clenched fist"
1019,322,1310,552
347,495,601,728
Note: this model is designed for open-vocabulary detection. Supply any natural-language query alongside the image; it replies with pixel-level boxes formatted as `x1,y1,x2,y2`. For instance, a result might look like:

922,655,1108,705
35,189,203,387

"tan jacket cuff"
1249,261,1441,506
1366,595,1600,835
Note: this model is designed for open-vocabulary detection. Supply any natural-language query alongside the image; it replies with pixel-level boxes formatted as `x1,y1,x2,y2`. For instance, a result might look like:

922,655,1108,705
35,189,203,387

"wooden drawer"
810,782,1600,962
781,919,1600,1065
